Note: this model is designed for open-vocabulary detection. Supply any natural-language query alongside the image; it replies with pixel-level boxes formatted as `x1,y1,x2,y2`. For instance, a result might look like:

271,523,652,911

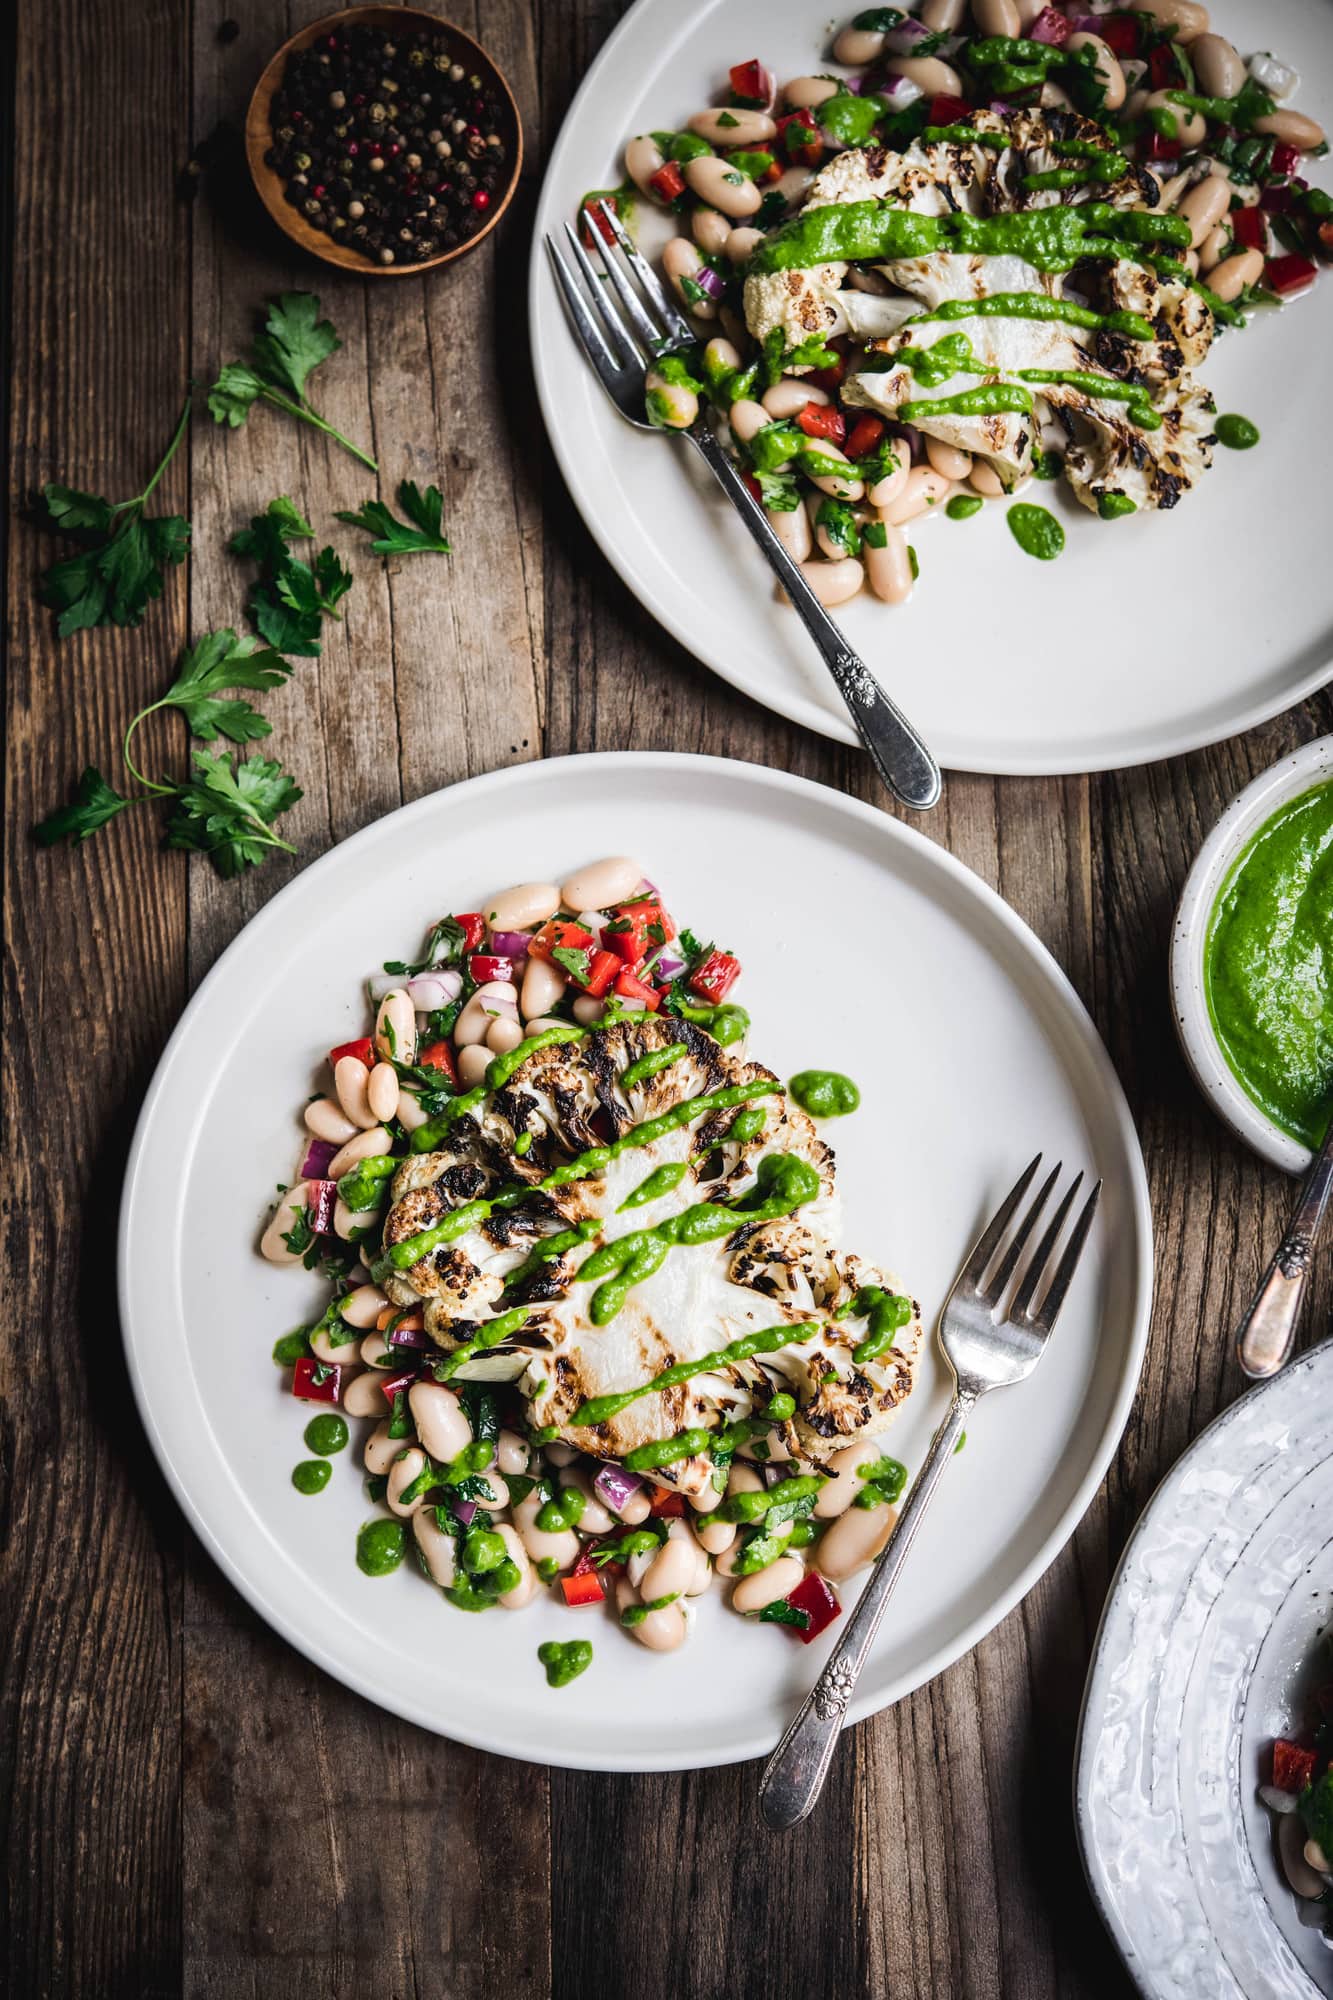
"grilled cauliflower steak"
380,1015,921,1498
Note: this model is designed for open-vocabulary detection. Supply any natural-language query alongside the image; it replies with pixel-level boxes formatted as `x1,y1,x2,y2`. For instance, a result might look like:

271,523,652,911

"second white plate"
529,0,1333,775
121,753,1152,1769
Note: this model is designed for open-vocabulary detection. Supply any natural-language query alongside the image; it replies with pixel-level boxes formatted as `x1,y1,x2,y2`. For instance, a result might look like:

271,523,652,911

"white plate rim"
119,750,1154,1769
527,0,1333,778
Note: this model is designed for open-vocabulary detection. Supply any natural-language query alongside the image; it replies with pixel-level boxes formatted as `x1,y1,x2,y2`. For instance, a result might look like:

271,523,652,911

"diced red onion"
307,1179,338,1235
879,73,922,108
842,73,864,94
593,1463,644,1513
368,968,406,1002
693,264,726,303
1249,52,1297,99
489,930,532,960
1029,8,1072,45
450,1496,478,1527
653,951,687,983
387,1322,432,1350
884,15,931,54
989,98,1016,114
300,1138,338,1181
407,970,463,1011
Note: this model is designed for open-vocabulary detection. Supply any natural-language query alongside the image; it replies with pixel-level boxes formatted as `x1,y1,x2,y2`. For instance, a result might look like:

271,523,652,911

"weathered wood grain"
9,0,1333,1994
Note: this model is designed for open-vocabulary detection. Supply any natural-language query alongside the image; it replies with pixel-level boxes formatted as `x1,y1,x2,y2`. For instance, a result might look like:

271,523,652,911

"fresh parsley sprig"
207,293,377,473
230,497,353,656
336,480,452,557
36,393,192,636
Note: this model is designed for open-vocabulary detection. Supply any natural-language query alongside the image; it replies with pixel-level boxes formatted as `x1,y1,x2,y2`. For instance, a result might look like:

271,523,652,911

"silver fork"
758,1154,1102,1831
545,202,942,814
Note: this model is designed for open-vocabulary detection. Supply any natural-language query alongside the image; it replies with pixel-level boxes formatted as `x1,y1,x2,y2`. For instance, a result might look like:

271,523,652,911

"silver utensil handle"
758,1391,972,1830
686,427,942,813
1237,1126,1333,1377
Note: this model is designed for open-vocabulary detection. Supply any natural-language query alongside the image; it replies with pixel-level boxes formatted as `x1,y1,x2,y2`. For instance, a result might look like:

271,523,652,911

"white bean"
692,205,731,256
646,367,699,428
795,558,863,607
334,1056,377,1129
763,378,828,419
864,520,915,605
768,503,812,562
310,1324,358,1366
613,1486,652,1526
885,56,963,96
513,1489,580,1567
818,1499,898,1579
925,436,972,482
364,1418,406,1476
728,1464,764,1497
688,106,775,145
387,1447,428,1517
340,1282,390,1329
615,1576,688,1652
728,397,770,444
697,1517,736,1555
457,1044,491,1087
972,0,1020,34
625,133,666,197
725,225,765,265
1280,1813,1327,1899
1208,246,1263,303
497,1428,531,1476
367,1061,399,1123
335,1198,379,1241
486,1014,525,1056
484,882,560,933
733,1554,805,1614
702,336,741,381
397,1089,429,1135
833,25,886,65
920,0,965,26
474,1460,508,1513
774,166,813,208
684,154,762,220
642,1531,698,1602
663,236,719,318
970,460,1006,497
341,1370,386,1418
304,1095,358,1144
563,1464,616,1536
360,1331,393,1368
571,995,605,1026
520,954,566,1020
782,75,839,110
1254,110,1326,152
454,981,519,1047
1178,174,1230,247
883,464,950,524
867,459,910,510
1189,32,1244,99
545,1440,577,1467
260,1183,311,1264
408,1381,473,1462
496,1524,538,1608
805,443,863,500
375,989,417,1067
814,1439,886,1518
325,1126,391,1181
1133,0,1209,39
1066,33,1126,111
1146,89,1205,148
413,1508,458,1586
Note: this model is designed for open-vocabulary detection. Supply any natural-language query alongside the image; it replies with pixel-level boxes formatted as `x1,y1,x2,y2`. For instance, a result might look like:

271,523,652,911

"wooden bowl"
245,5,523,276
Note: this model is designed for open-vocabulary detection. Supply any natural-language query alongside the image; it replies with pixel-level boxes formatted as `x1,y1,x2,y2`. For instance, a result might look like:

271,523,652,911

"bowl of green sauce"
1172,737,1333,1175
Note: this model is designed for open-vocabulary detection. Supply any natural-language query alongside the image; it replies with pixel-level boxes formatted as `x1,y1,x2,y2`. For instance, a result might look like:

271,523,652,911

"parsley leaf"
34,767,132,847
758,1600,811,1629
36,395,192,636
383,914,465,978
231,498,353,656
336,481,452,557
136,628,291,744
207,293,377,472
164,750,302,877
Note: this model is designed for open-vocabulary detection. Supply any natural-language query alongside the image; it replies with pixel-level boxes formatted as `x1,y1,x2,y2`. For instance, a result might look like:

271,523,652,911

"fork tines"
964,1155,1102,1336
544,200,694,401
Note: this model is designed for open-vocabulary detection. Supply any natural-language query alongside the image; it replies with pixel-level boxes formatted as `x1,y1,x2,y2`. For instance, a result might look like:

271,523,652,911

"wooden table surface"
6,1,1332,1994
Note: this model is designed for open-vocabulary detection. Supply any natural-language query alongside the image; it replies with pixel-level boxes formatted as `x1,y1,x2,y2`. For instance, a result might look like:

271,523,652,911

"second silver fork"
546,201,942,814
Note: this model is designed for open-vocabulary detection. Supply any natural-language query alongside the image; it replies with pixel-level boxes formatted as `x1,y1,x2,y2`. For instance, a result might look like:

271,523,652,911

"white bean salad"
267,858,922,1687
580,2,1328,600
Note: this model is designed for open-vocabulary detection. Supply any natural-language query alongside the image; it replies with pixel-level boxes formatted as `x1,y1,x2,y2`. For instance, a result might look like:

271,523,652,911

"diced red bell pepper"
729,58,772,109
292,1357,341,1403
1147,129,1180,165
1148,42,1184,90
648,160,687,205
929,93,972,124
783,1572,843,1644
581,949,622,998
1097,14,1140,58
776,108,823,168
1271,141,1303,179
1231,206,1268,253
457,912,487,952
469,953,513,985
743,470,764,504
528,917,594,965
845,413,886,460
614,968,662,1011
307,1179,338,1234
418,1038,458,1083
1272,1739,1319,1793
648,1487,686,1517
1266,252,1318,296
379,1367,420,1405
603,898,675,963
329,1036,374,1070
796,402,846,444
689,949,741,1006
1261,182,1296,213
560,1569,606,1608
579,196,618,246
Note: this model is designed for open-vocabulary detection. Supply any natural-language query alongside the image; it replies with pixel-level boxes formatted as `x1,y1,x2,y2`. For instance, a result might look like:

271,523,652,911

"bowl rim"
244,4,523,277
1169,734,1333,1177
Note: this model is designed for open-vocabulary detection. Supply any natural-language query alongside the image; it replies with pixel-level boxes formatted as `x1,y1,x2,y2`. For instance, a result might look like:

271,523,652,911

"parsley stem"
134,391,193,509
121,703,179,795
260,387,378,473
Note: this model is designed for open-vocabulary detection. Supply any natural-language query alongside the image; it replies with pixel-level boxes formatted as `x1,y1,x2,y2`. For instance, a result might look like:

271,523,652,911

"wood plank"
1,0,190,1993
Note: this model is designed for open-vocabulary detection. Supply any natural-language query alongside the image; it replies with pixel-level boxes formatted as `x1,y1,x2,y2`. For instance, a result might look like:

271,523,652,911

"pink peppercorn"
471,188,490,211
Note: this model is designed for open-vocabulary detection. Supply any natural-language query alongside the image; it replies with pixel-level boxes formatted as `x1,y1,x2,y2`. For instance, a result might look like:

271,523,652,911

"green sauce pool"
1007,504,1064,561
538,1639,593,1688
356,1518,407,1576
788,1070,861,1118
304,1413,349,1456
292,1459,332,1495
1216,413,1260,450
1204,781,1333,1148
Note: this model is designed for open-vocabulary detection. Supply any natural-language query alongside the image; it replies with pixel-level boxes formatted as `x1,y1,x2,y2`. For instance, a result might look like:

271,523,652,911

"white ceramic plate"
529,0,1333,776
1077,1341,1333,2000
121,753,1152,1770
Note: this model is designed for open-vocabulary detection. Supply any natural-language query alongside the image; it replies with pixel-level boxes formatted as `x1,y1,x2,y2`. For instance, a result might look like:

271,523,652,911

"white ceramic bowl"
1171,736,1333,1177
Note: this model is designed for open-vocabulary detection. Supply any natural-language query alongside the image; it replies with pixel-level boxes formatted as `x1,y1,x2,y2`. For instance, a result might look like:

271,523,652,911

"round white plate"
529,0,1333,776
1077,1341,1333,2000
121,753,1151,1770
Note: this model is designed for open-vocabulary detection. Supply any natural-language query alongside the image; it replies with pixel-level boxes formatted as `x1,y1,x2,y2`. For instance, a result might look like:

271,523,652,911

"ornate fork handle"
758,1393,972,1831
1237,1122,1333,1377
686,427,942,813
